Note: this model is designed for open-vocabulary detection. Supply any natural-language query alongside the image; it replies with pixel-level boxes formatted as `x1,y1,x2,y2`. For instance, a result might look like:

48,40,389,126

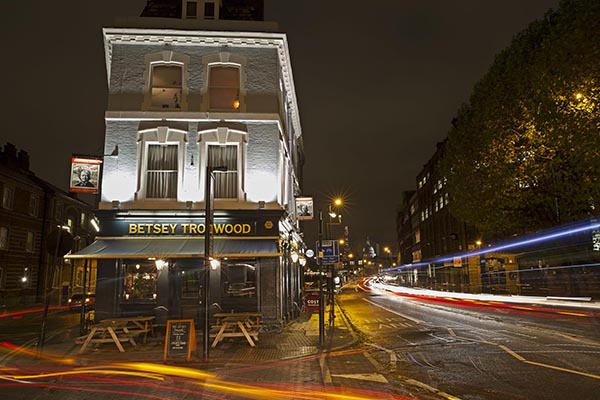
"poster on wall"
295,196,314,220
69,156,102,194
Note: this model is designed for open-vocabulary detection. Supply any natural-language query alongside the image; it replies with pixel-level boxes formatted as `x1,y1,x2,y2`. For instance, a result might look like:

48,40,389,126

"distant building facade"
0,143,97,307
396,140,481,292
68,0,306,328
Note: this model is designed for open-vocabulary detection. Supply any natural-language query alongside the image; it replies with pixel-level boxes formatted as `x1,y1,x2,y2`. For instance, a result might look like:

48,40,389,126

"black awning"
65,237,280,259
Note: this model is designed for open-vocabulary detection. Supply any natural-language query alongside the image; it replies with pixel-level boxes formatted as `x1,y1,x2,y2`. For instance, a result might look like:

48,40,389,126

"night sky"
2,0,560,254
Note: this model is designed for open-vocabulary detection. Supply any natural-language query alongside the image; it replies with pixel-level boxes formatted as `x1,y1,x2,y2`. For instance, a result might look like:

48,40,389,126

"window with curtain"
208,66,240,110
208,145,238,198
146,144,178,198
151,65,182,109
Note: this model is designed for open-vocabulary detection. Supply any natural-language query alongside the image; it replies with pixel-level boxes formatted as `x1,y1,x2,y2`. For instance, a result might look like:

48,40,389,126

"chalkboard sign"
164,319,196,361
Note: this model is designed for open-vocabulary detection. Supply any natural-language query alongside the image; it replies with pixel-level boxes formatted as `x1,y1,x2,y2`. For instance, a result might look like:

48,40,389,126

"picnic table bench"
75,316,155,353
210,312,262,348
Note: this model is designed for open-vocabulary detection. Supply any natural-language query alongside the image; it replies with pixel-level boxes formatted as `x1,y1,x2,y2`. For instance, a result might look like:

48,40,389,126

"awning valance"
65,237,281,259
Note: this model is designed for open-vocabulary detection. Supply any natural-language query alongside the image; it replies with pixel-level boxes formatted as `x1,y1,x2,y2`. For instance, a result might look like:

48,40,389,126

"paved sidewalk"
25,304,358,378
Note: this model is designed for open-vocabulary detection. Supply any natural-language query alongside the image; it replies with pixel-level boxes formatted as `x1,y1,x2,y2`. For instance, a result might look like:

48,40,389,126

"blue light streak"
385,218,600,273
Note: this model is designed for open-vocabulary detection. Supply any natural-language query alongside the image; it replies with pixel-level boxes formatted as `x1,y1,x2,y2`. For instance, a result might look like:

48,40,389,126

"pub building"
66,0,306,329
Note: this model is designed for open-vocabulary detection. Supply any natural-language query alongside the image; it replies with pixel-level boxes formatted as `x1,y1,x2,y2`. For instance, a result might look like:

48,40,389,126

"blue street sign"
316,240,339,264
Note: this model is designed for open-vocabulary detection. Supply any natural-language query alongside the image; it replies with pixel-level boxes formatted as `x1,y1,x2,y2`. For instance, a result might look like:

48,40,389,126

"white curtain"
208,145,238,198
147,145,178,198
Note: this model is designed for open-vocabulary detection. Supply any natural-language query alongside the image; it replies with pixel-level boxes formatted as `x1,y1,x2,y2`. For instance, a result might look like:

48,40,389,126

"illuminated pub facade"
67,1,306,328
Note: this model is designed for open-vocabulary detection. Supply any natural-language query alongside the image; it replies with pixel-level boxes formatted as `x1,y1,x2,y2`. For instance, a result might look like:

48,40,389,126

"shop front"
66,209,300,328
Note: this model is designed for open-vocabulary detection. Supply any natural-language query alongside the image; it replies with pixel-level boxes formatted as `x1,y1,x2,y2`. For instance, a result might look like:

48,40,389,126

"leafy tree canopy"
443,0,600,238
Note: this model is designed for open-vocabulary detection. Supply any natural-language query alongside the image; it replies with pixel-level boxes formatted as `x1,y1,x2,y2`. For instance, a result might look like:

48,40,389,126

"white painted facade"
100,27,304,216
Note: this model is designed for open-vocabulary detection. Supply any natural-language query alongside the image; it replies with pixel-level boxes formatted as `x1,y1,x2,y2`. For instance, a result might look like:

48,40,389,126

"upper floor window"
29,194,39,217
0,226,8,250
208,65,240,111
204,1,215,18
143,51,189,111
2,186,14,209
137,127,187,201
199,127,246,202
26,231,35,252
147,144,178,199
54,201,64,220
151,65,182,109
185,1,197,18
208,145,238,199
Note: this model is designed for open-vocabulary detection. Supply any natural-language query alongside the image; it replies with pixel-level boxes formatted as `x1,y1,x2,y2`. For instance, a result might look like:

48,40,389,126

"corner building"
68,1,306,329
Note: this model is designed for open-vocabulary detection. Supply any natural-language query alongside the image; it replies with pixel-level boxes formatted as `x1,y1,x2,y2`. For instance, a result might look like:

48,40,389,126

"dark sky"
2,0,560,253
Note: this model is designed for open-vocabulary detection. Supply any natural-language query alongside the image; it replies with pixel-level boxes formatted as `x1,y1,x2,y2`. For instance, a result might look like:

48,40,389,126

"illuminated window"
26,232,35,252
208,145,238,198
143,52,189,111
137,128,187,201
146,144,178,199
208,65,240,110
150,65,182,109
2,186,14,209
122,261,158,301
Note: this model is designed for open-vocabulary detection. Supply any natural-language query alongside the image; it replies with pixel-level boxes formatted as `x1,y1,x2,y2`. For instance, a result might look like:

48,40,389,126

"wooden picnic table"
76,316,155,353
100,316,156,343
211,312,262,348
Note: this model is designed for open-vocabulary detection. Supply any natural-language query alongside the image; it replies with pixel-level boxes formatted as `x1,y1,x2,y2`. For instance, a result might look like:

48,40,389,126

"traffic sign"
317,240,339,264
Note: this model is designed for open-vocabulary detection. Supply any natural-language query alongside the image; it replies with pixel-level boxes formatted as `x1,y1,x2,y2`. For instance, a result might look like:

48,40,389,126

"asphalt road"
337,281,600,400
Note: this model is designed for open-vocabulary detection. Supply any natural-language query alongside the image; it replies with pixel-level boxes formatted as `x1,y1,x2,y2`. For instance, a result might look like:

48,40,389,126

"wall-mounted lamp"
258,201,265,209
155,259,167,271
186,201,193,210
209,258,220,270
112,200,120,210
105,145,119,157
299,256,307,267
290,251,299,263
90,218,100,233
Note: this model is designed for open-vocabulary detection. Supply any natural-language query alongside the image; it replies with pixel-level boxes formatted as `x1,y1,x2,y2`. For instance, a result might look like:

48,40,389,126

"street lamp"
203,165,226,361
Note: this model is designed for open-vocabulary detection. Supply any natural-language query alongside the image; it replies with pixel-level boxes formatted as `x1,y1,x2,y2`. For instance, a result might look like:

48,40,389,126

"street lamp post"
203,165,226,361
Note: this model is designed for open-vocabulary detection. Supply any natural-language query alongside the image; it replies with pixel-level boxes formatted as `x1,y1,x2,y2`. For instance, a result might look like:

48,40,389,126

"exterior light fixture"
90,218,100,233
233,98,240,109
290,251,299,263
209,258,220,270
155,259,167,270
299,256,307,267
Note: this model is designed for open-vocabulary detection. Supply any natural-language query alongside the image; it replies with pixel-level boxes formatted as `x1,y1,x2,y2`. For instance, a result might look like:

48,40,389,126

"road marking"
362,298,425,324
403,378,462,400
429,333,453,343
319,354,332,384
555,332,600,348
498,345,526,361
331,373,389,383
368,343,397,371
448,328,600,380
524,360,600,380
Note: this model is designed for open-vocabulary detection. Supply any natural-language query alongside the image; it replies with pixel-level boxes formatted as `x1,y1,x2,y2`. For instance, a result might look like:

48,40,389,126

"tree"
443,0,600,238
